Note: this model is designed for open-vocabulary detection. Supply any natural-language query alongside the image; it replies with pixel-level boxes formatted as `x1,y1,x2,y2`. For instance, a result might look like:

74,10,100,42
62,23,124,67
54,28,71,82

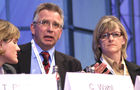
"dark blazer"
85,60,140,85
13,42,82,90
3,64,16,74
125,60,140,85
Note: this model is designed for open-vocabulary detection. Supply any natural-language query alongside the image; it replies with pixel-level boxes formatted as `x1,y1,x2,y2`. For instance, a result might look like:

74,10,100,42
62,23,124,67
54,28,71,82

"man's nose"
46,24,53,32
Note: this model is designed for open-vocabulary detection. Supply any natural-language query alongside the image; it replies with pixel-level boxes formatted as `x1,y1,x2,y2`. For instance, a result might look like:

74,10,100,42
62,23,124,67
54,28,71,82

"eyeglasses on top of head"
100,32,123,39
33,19,62,29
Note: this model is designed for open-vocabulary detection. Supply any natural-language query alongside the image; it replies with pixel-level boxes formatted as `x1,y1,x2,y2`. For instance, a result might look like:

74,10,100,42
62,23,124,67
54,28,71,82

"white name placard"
64,72,134,90
0,74,57,90
135,75,140,90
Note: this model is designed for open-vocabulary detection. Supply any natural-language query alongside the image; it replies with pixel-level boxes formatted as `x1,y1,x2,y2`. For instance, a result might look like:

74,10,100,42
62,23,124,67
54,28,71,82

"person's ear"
30,23,35,36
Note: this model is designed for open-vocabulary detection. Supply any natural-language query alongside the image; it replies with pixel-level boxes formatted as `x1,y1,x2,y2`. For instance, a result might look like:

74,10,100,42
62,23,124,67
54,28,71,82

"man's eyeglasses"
33,20,62,29
100,32,123,39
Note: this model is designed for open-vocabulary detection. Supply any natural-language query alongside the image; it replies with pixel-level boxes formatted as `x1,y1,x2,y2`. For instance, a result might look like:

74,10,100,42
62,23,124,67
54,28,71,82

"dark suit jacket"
84,60,140,85
3,64,16,74
125,60,140,85
13,42,82,90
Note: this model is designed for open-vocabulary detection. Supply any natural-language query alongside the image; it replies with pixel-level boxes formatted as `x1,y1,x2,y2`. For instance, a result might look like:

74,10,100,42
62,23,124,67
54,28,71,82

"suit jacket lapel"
125,60,140,84
55,51,65,71
125,60,139,75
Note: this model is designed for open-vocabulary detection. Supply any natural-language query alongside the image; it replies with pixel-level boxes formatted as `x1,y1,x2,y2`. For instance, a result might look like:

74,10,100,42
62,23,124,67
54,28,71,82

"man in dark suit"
13,3,82,90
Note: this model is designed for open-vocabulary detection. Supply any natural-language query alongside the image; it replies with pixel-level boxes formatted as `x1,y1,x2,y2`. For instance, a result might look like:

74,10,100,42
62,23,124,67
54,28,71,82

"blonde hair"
33,3,64,26
0,19,20,55
93,16,128,60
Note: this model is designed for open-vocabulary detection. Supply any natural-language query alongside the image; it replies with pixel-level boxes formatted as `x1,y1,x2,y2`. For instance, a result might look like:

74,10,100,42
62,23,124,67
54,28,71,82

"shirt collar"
102,54,124,70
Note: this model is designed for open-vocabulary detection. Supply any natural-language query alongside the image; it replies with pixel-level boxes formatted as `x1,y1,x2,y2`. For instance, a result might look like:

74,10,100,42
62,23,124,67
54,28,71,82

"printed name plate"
135,75,140,90
0,74,57,90
64,72,134,90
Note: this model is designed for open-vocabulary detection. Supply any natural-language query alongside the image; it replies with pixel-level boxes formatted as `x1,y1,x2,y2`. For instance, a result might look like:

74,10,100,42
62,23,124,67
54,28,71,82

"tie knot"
41,51,49,57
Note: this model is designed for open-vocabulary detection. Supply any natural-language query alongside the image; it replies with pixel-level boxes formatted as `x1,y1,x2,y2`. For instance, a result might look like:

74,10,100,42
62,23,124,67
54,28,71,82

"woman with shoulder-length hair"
0,19,20,74
85,16,140,85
